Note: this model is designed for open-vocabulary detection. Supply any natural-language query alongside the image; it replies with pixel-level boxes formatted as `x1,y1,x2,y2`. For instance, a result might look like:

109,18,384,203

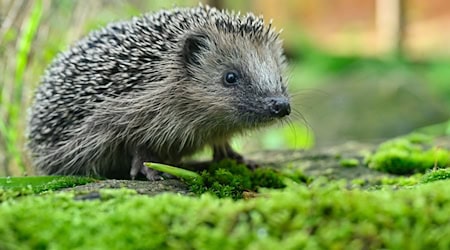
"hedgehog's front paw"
130,160,164,181
213,143,259,169
130,148,164,181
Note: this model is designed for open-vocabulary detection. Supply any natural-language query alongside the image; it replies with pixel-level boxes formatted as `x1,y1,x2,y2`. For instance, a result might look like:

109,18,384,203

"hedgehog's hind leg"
130,147,164,181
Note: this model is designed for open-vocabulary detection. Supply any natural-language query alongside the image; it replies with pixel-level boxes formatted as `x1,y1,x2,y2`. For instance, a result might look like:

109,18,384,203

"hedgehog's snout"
266,97,291,118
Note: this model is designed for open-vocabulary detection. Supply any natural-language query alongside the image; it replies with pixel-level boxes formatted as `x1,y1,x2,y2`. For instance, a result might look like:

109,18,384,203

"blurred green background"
1,0,449,176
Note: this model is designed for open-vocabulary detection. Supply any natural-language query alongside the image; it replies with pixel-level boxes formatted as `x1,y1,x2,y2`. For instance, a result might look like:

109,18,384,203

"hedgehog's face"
180,29,290,129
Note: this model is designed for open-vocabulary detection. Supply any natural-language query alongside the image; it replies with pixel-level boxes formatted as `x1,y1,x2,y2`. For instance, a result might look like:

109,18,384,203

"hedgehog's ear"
182,32,210,67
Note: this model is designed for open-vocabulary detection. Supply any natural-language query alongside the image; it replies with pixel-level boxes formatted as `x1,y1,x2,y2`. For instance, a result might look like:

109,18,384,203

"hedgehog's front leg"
213,142,258,169
130,147,163,181
213,142,243,162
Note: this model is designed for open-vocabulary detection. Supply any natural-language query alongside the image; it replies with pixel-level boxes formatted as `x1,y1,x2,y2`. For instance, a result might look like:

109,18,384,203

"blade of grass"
1,0,43,174
144,162,201,180
15,0,43,85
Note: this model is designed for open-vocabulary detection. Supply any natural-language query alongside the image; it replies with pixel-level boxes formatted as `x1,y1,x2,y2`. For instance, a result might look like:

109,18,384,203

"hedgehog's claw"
141,166,164,181
130,148,164,181
130,160,164,181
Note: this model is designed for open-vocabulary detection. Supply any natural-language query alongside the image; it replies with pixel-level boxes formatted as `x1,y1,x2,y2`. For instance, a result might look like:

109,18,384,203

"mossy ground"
0,176,95,202
1,180,449,249
0,176,95,192
0,135,449,249
187,160,309,199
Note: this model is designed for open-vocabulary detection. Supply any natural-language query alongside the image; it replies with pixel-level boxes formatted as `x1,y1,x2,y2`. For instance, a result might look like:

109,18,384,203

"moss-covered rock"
339,158,359,168
365,134,450,175
421,168,450,183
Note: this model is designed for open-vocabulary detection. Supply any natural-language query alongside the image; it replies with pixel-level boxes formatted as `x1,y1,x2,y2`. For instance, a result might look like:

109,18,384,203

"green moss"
349,175,423,189
281,167,313,185
0,180,449,249
350,178,367,187
365,135,450,175
339,158,359,168
378,174,421,186
0,176,96,201
0,188,33,203
188,160,301,199
421,168,450,183
0,176,95,191
0,176,95,195
404,133,433,144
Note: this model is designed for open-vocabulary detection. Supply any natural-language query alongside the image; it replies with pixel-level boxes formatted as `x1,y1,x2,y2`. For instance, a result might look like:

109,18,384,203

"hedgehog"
27,5,291,180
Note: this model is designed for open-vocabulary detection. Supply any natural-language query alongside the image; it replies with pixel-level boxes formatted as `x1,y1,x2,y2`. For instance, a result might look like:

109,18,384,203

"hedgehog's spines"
28,5,288,178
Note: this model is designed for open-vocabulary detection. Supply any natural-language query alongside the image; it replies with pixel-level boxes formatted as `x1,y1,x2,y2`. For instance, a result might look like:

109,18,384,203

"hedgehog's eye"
223,70,239,87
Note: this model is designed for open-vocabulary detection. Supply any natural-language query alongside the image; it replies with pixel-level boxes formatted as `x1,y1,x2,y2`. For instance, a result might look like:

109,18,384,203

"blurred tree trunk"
376,0,406,57
207,0,225,10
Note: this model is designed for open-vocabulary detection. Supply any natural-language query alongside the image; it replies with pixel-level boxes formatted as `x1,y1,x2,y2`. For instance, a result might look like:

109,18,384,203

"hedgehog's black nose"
268,97,291,117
